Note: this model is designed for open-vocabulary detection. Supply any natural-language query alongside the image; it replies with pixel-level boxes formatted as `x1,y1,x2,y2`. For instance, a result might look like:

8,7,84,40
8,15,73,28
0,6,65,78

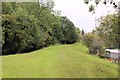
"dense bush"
82,33,104,54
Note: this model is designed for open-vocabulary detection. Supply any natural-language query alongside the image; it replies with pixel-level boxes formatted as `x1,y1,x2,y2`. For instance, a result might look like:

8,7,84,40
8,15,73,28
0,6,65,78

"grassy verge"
1,43,118,78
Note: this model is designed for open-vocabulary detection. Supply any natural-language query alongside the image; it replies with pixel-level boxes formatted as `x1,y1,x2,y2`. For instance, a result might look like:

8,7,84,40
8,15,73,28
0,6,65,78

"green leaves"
89,5,95,12
84,0,118,13
82,33,104,54
95,0,100,5
94,14,119,48
61,17,78,44
103,0,107,5
84,0,89,4
2,2,80,55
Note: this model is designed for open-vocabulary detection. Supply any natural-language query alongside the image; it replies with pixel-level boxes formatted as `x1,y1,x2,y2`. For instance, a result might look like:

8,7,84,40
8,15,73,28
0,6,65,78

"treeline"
2,2,80,55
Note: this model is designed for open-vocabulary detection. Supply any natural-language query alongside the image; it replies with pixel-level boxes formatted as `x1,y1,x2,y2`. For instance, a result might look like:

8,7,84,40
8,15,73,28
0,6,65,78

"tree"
94,14,119,49
81,29,85,35
2,2,35,54
75,28,81,42
52,16,65,43
61,17,78,44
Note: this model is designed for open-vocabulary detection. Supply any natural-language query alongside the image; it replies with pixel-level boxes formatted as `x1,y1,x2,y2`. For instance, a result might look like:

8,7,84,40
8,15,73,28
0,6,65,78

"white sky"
53,0,119,32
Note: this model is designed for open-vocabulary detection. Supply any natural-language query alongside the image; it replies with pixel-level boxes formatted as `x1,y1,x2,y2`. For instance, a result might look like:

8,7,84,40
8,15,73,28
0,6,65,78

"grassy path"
2,43,118,78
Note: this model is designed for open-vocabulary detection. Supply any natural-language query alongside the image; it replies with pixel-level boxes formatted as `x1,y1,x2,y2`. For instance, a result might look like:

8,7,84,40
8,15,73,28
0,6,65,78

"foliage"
2,2,80,55
89,5,95,12
93,14,120,49
82,33,104,54
84,0,118,12
61,17,78,44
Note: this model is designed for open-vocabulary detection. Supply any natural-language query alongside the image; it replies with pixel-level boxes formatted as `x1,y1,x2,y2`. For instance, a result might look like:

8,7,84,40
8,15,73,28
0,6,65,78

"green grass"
1,43,119,78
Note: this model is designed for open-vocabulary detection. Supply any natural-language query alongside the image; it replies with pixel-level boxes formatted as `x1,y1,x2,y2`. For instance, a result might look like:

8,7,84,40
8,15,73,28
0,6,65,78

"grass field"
1,43,118,78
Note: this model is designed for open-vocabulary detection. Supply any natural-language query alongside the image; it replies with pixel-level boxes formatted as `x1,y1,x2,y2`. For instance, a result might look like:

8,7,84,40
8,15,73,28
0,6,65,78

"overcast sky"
53,0,118,32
